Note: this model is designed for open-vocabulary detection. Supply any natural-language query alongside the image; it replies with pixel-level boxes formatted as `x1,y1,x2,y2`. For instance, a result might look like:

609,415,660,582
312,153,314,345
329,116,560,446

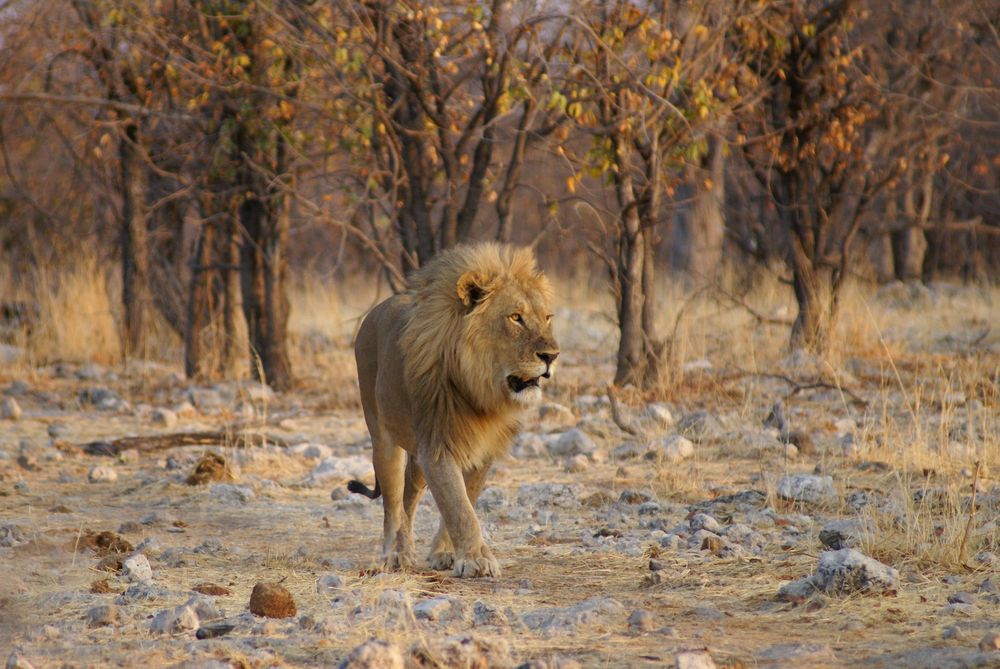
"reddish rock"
249,582,296,618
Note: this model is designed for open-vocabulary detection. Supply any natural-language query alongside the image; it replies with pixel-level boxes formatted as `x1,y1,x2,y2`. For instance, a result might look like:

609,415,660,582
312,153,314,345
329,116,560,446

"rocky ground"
1,294,999,668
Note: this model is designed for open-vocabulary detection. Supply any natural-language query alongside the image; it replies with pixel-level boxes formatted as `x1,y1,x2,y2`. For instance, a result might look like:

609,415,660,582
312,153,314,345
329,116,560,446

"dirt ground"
1,288,999,668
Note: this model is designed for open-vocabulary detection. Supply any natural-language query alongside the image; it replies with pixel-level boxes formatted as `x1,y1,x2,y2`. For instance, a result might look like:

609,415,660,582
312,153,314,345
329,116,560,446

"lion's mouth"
506,374,541,393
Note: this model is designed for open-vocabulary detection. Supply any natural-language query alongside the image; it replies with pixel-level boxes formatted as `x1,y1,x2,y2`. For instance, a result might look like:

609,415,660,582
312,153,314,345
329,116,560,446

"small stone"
47,422,69,438
548,428,597,457
979,631,1000,652
819,518,866,550
316,573,345,595
627,609,655,632
88,466,118,483
619,489,653,505
654,434,695,463
517,483,580,508
86,604,119,627
90,578,113,593
249,582,297,618
521,596,625,633
689,513,721,533
776,474,836,505
783,443,799,458
209,483,255,504
676,411,723,441
338,638,405,669
192,582,231,597
122,553,153,582
472,601,508,626
948,592,977,605
0,524,26,548
563,454,589,472
674,650,717,669
644,403,674,429
1,397,22,421
150,408,178,428
942,625,963,640
150,604,200,634
413,595,466,623
4,653,37,669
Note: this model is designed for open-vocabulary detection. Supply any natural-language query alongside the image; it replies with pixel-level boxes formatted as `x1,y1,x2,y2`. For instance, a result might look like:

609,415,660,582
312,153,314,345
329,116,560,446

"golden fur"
351,242,559,577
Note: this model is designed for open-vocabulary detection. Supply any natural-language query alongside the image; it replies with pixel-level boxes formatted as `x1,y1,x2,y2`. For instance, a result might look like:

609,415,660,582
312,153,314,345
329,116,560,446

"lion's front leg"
419,450,500,578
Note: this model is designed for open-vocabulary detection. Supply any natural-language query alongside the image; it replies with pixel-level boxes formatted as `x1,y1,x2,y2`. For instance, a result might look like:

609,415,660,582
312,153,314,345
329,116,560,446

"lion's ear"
456,271,489,308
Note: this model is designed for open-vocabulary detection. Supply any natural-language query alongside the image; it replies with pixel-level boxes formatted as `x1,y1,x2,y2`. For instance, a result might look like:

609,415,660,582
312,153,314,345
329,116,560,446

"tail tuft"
347,479,381,499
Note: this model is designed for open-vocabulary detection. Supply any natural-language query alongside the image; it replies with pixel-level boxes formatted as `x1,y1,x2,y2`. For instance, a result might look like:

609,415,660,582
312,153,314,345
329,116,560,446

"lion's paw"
427,551,455,571
452,552,501,578
380,549,415,571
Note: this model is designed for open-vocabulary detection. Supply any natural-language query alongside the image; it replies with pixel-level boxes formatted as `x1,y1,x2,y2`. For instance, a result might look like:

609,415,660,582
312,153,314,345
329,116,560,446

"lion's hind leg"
372,435,416,570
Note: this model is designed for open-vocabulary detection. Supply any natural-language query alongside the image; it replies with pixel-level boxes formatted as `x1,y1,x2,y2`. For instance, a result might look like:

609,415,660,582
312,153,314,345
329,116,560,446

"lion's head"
401,243,559,422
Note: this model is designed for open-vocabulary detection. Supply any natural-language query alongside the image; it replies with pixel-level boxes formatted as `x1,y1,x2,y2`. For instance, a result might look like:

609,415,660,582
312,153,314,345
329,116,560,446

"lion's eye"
509,313,525,326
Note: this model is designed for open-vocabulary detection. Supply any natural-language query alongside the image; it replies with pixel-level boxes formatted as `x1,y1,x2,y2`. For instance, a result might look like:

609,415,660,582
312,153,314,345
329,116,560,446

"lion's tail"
346,479,381,499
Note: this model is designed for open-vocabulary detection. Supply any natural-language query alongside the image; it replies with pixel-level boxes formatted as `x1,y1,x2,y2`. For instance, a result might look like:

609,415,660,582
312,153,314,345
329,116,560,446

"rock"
122,553,153,582
4,653,36,669
618,489,653,505
289,442,334,460
85,604,119,627
627,609,655,632
0,524,27,548
652,435,695,463
781,549,899,599
3,379,30,396
191,583,231,597
538,403,576,430
410,636,511,669
517,483,580,508
209,483,255,504
304,456,374,487
116,583,169,604
521,596,625,634
476,487,507,512
942,625,963,640
47,422,69,438
948,592,977,605
547,429,597,457
186,453,233,485
563,454,590,472
150,408,178,428
88,466,118,483
776,474,836,505
644,403,674,429
754,643,838,667
677,411,723,441
472,601,508,626
674,650,717,669
151,604,200,634
376,590,415,625
316,574,345,595
413,596,467,623
979,631,1000,652
1,397,22,421
818,518,866,550
689,513,721,533
249,582,297,618
338,639,405,669
512,432,547,459
78,387,128,412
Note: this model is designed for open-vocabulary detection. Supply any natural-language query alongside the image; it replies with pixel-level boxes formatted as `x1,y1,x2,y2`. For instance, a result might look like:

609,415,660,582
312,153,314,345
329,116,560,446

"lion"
347,242,559,578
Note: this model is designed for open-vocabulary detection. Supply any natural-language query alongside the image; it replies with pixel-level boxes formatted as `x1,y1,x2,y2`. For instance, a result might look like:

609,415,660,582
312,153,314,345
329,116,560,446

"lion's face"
458,273,559,408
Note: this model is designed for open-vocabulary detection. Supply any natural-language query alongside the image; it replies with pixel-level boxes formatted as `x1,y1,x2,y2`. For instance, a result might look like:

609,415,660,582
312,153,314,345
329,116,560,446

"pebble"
85,604,119,627
517,483,580,508
775,474,836,504
779,548,899,599
674,650,717,669
627,609,655,632
948,592,976,605
316,574,345,595
88,466,119,483
942,625,963,640
521,596,624,633
472,601,508,626
655,435,695,463
150,604,200,634
564,454,590,472
209,483,255,504
122,553,153,582
1,397,22,420
150,408,178,428
47,422,70,438
548,429,597,457
818,518,865,550
337,638,405,669
689,513,721,533
249,582,297,618
413,596,467,623
644,403,674,429
676,410,723,440
0,524,27,548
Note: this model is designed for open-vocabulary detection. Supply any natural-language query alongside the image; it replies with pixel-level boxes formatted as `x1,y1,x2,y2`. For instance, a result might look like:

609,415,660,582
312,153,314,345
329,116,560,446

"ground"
1,281,999,668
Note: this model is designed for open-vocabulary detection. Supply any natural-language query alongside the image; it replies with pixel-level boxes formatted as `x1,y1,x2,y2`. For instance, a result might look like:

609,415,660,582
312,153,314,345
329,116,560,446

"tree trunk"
893,177,930,282
684,135,726,282
788,232,836,355
239,194,293,390
119,122,151,358
222,213,243,376
612,138,648,387
185,218,215,379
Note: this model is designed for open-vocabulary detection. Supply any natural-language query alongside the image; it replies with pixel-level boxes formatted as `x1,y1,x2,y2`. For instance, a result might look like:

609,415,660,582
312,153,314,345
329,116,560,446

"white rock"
88,466,118,483
779,548,899,599
675,650,717,669
521,596,625,634
689,513,721,533
682,358,713,373
209,483,255,504
413,596,467,623
1,397,22,421
123,553,153,583
337,638,405,669
644,403,674,429
564,454,590,472
547,429,597,457
657,435,694,463
150,604,199,634
776,474,836,504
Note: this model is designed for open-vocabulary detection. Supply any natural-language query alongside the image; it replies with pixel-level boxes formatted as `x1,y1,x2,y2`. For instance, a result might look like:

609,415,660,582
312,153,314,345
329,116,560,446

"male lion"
348,243,559,578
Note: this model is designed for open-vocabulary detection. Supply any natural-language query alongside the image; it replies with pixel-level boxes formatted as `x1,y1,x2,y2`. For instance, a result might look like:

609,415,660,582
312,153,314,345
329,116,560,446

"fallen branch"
81,430,289,457
606,384,640,436
729,370,867,406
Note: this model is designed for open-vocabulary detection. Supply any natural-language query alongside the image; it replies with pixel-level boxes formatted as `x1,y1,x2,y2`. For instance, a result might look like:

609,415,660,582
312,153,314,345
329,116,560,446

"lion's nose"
537,351,559,365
